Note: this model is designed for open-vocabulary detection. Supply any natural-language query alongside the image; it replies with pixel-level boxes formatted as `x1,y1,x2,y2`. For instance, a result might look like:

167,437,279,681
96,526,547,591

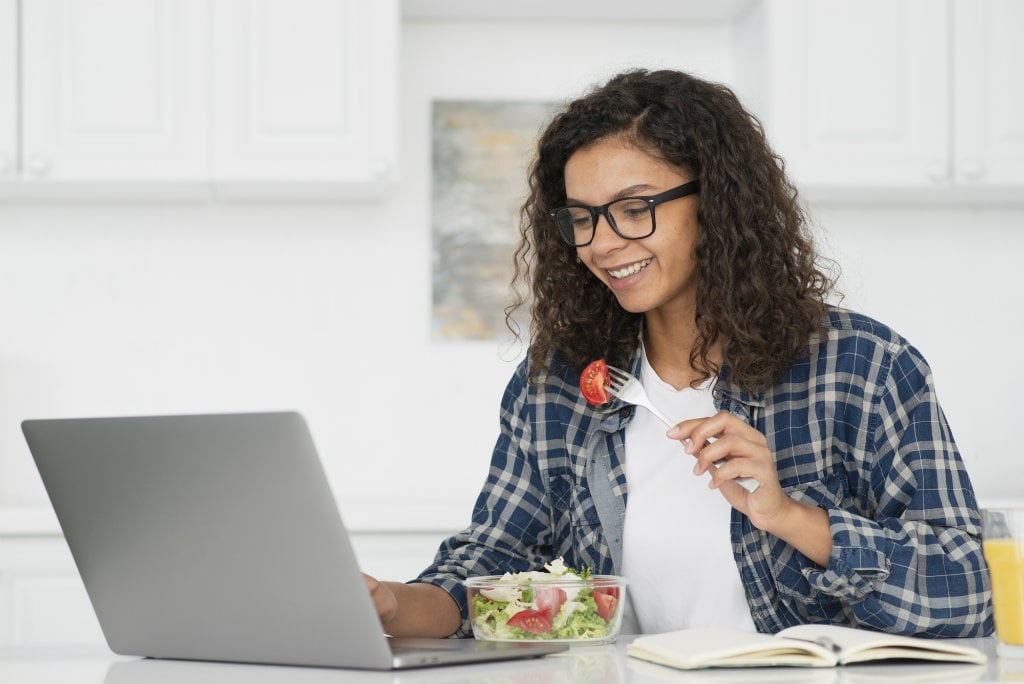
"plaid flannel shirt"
414,307,994,638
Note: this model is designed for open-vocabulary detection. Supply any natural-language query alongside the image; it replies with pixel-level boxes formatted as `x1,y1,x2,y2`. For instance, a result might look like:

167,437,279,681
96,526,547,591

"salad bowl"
465,561,627,644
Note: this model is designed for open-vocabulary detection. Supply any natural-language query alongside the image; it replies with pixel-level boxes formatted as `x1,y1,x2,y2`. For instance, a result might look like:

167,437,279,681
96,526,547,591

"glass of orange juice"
983,507,1024,658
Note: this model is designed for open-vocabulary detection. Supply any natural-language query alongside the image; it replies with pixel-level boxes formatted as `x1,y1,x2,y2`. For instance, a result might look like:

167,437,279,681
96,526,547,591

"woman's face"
566,137,701,317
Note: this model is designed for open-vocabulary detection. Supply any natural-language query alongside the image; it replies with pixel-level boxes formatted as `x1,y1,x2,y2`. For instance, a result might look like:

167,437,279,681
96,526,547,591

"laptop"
22,411,567,669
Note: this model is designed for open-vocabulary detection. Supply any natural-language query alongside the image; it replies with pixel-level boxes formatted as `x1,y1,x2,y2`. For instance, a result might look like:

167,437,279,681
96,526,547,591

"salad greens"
469,558,621,641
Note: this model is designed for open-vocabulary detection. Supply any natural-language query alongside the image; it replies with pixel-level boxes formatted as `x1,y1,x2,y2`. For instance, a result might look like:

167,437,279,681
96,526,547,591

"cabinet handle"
960,160,985,182
369,159,392,180
26,155,52,177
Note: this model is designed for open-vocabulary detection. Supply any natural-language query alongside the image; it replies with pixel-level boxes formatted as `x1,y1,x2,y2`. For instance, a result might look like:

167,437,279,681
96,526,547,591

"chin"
611,293,654,314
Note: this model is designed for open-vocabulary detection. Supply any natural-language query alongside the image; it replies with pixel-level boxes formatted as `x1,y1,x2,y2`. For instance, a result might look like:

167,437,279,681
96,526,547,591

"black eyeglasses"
550,180,700,247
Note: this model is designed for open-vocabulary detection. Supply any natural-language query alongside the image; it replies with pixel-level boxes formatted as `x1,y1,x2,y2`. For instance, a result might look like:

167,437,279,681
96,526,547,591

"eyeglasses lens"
555,199,653,246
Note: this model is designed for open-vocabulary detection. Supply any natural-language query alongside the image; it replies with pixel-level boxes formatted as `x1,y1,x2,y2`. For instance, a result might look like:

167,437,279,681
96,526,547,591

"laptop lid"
22,412,565,669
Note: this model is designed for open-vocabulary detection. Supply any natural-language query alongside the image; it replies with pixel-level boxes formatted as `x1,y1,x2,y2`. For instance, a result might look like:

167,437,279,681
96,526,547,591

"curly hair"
507,69,835,392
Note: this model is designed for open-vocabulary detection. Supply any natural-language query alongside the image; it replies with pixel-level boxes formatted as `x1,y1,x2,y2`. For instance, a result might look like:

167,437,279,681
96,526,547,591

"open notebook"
23,411,566,669
627,624,986,670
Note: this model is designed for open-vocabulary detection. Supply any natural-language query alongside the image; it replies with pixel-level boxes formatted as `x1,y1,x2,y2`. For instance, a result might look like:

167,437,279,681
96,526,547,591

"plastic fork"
605,365,760,493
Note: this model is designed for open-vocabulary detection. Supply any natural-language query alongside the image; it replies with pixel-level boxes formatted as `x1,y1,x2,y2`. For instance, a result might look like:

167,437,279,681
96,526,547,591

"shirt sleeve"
775,341,993,637
411,360,556,637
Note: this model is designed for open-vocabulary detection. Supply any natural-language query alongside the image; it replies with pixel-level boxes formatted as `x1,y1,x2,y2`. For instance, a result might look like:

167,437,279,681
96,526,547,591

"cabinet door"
211,0,399,198
752,0,949,190
0,0,16,182
954,0,1024,186
0,537,104,647
20,0,208,190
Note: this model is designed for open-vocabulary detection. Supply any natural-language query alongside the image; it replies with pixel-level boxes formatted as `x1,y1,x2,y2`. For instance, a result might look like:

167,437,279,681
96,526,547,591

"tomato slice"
593,586,620,600
534,587,567,620
593,591,618,624
580,359,610,405
507,608,553,635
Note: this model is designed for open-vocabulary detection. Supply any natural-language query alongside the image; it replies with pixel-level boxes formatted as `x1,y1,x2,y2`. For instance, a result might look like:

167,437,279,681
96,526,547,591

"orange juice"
984,538,1024,646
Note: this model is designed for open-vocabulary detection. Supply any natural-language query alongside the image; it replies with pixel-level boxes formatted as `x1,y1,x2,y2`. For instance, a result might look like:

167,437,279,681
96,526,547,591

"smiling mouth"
607,258,652,279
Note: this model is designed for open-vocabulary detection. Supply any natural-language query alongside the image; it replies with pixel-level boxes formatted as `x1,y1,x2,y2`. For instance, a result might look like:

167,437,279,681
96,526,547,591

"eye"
563,207,592,229
614,199,650,221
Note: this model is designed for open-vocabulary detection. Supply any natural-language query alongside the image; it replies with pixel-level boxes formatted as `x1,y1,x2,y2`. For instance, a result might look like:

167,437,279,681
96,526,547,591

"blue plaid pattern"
414,307,993,638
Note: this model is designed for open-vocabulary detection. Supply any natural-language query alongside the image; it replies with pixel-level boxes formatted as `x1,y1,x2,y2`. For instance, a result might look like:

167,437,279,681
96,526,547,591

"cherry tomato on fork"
580,359,610,405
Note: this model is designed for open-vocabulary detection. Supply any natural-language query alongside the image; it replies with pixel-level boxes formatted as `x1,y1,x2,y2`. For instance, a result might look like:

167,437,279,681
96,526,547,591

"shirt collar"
629,327,767,410
715,361,766,409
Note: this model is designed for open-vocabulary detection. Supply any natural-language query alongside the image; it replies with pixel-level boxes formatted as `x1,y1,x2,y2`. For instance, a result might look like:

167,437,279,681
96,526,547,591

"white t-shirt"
620,349,756,634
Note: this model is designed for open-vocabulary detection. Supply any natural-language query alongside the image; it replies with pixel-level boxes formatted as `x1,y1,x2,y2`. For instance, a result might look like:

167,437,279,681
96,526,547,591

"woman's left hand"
667,411,833,565
667,411,787,525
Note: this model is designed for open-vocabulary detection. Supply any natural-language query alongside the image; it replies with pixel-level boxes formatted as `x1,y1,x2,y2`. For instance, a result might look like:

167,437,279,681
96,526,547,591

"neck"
643,309,719,390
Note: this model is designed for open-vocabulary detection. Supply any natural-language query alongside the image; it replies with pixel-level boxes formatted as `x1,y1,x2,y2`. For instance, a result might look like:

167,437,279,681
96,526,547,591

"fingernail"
667,426,682,439
681,436,692,452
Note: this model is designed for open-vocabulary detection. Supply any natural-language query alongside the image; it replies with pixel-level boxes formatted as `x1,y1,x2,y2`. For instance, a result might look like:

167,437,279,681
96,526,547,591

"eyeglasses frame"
549,179,701,247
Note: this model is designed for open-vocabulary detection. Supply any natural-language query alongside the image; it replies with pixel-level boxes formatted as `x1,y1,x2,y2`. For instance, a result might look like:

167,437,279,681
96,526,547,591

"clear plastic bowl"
465,574,627,644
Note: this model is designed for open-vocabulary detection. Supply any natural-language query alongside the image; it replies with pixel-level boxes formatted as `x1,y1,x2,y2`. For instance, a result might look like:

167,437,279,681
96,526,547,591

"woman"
365,69,992,638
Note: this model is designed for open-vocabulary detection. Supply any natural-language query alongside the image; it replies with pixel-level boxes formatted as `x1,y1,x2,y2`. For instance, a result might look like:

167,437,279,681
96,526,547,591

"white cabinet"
1,0,398,200
211,0,398,199
0,536,104,646
18,0,209,197
740,0,1024,201
742,0,947,189
0,0,16,181
952,0,1024,188
0,524,445,647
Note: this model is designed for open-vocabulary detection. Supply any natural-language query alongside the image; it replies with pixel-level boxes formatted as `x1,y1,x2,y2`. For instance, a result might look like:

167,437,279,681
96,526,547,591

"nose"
587,212,626,254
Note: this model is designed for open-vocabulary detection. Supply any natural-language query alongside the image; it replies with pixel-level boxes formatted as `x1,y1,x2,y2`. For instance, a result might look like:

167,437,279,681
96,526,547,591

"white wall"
0,18,738,531
1,15,1020,541
811,204,1024,501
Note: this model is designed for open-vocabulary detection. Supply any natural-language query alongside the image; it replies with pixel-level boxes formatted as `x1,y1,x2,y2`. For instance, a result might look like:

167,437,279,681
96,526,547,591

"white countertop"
0,507,60,535
1,637,1019,684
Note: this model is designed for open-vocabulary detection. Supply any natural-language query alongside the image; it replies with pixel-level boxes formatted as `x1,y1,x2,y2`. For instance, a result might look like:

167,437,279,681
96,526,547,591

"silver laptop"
22,412,566,669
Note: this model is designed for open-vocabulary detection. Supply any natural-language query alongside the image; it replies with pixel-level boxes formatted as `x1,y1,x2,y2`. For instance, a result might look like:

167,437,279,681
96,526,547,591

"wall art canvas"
431,100,555,341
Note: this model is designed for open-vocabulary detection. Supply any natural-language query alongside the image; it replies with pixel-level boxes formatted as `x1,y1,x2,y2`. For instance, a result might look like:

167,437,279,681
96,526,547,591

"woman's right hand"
361,572,462,637
363,573,398,624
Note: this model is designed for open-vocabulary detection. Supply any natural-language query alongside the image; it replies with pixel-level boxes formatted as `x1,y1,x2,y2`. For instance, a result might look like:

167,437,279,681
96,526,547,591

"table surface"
1,636,1020,684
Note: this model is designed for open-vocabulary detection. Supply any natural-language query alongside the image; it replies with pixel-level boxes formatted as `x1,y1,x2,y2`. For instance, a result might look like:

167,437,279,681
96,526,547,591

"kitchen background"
0,0,1022,646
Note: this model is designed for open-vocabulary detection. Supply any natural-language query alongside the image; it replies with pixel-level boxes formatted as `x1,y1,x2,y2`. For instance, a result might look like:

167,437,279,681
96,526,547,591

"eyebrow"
565,183,657,206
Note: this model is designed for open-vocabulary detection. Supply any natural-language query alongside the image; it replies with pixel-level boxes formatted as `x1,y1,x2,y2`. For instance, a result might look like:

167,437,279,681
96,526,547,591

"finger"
693,413,768,452
690,434,734,475
666,417,703,444
691,434,761,477
684,412,737,452
698,450,745,485
668,415,727,454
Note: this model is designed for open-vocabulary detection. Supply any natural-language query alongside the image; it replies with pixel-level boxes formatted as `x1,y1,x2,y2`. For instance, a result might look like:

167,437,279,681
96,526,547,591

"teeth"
608,258,652,279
